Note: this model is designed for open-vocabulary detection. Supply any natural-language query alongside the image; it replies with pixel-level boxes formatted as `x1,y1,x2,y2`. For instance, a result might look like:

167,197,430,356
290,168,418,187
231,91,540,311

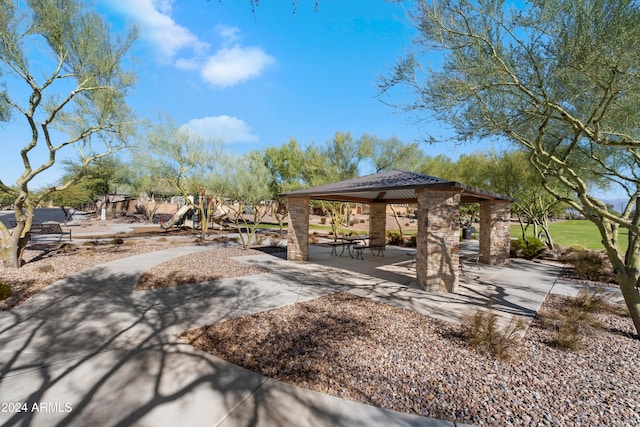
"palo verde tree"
135,116,228,238
225,151,274,249
0,0,136,268
382,0,640,334
360,134,426,240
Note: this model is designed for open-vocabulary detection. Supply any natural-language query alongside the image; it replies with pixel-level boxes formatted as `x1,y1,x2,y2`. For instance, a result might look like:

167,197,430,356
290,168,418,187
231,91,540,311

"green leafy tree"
225,151,274,249
54,156,127,218
382,0,640,334
0,0,136,268
359,134,425,173
135,116,227,238
360,134,426,240
123,162,175,222
319,132,363,237
262,138,307,234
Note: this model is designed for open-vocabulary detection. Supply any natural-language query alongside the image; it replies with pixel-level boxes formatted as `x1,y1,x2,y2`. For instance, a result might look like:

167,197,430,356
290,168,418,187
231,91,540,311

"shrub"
510,237,546,260
408,235,417,248
541,288,612,351
111,238,124,245
572,250,615,283
462,306,524,359
36,264,55,273
386,231,403,246
545,311,588,351
320,217,327,224
0,282,11,301
570,285,612,313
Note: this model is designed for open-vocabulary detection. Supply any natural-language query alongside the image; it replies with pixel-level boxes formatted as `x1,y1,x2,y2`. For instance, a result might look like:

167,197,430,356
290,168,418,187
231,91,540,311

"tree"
262,138,307,234
225,151,273,249
135,116,227,238
122,162,175,222
318,132,363,237
359,134,425,173
0,0,137,268
382,0,640,334
360,135,426,240
54,156,127,220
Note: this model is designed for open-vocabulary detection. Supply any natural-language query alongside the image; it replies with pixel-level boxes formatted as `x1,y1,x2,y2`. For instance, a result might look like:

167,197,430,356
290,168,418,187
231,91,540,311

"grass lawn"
510,219,630,251
257,219,626,252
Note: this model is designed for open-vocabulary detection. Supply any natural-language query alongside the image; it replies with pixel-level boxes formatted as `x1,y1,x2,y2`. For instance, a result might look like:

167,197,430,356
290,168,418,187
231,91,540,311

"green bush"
0,282,11,301
510,237,546,260
407,235,417,248
462,306,524,359
111,238,124,245
386,231,403,246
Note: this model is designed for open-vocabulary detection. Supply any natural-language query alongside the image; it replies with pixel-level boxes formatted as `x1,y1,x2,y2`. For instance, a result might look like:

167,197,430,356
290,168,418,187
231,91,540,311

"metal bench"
352,244,385,260
328,241,347,256
10,222,71,243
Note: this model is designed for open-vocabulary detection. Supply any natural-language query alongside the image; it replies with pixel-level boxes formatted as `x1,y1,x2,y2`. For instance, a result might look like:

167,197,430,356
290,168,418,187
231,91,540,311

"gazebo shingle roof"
281,169,513,203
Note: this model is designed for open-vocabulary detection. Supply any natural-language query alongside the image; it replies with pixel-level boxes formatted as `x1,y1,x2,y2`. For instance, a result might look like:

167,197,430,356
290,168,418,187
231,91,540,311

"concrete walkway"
0,243,603,427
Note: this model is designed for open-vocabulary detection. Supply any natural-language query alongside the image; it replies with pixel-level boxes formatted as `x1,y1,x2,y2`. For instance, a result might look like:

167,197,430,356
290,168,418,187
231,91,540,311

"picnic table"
329,235,369,258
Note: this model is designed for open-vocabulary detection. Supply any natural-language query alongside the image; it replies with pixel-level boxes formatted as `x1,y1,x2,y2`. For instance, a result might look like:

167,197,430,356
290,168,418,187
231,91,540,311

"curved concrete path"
2,242,601,427
0,246,479,427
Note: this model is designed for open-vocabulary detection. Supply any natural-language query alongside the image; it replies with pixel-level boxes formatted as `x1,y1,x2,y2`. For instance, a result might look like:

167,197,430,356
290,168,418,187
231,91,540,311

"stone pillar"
415,189,461,292
479,201,512,266
287,197,310,261
368,202,387,246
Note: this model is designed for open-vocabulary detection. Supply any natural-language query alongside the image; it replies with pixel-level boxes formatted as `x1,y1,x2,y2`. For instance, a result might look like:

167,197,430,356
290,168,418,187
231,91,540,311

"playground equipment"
160,204,191,229
160,204,229,230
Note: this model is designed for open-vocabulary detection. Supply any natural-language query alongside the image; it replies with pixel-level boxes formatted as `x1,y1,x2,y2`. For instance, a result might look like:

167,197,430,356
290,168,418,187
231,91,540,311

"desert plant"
386,231,403,246
408,235,417,248
510,237,546,260
541,288,612,351
545,311,588,351
36,265,55,273
111,238,124,245
462,306,524,359
572,250,615,283
0,282,11,301
570,285,613,313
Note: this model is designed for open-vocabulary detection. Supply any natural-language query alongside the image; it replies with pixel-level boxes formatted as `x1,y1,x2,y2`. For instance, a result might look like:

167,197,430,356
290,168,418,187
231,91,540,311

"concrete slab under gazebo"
281,169,514,293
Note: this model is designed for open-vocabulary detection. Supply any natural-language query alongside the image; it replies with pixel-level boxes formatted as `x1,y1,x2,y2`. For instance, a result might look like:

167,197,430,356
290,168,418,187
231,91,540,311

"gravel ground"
179,292,640,427
0,219,266,309
135,247,272,290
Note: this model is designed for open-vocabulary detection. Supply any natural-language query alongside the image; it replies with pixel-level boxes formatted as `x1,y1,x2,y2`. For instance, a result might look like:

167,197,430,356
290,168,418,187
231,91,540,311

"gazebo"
281,170,514,293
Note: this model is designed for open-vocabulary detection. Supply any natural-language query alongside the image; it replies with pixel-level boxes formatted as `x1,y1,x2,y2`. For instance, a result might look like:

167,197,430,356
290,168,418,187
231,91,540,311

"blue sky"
99,0,432,148
2,0,487,189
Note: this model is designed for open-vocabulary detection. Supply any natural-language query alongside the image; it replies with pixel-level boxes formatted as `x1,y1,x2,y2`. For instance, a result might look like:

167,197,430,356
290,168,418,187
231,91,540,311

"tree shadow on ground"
0,254,435,426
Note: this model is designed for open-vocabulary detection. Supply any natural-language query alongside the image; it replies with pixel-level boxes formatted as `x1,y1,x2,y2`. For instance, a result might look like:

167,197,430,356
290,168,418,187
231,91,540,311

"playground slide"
161,204,192,229
161,205,230,230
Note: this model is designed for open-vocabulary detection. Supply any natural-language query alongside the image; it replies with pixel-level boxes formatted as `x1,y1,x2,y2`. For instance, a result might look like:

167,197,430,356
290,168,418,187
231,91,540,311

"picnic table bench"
9,222,71,243
352,243,386,260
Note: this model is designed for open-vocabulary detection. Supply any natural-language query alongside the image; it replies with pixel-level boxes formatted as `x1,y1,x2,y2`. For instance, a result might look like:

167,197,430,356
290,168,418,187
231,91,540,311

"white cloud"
182,116,259,144
105,0,207,60
216,25,241,45
104,1,276,87
201,45,276,88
